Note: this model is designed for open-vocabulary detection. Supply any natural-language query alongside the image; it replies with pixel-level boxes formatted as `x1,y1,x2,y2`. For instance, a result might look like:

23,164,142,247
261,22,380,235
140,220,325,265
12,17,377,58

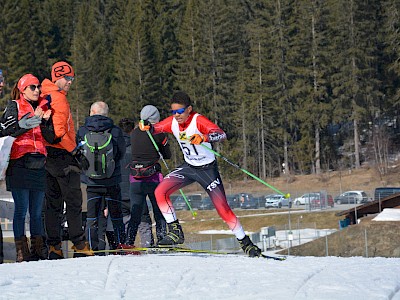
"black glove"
18,113,42,129
73,149,90,170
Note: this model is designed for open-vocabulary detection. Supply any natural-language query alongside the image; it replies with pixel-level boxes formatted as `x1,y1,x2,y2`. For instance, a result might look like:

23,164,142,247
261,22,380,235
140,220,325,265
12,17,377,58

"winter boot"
72,241,94,258
157,220,184,246
30,236,48,261
48,243,64,260
15,236,31,262
238,235,262,257
106,231,118,251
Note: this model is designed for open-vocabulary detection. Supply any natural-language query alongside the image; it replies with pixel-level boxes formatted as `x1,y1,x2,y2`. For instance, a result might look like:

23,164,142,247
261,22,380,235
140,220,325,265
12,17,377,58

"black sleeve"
0,100,27,137
114,127,126,162
157,133,171,159
40,116,62,144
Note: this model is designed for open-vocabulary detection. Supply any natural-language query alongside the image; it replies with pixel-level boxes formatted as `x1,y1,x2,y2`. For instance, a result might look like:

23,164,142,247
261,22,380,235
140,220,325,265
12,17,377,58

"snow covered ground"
0,253,400,299
1,208,400,300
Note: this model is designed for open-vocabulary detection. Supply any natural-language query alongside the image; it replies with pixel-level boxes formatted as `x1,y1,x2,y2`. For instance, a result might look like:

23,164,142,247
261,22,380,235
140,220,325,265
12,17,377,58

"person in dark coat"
104,118,156,249
76,101,126,253
127,105,170,247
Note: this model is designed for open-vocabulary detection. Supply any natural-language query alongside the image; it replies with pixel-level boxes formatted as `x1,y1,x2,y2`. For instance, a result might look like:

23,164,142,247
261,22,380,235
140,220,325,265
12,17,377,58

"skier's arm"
196,115,227,143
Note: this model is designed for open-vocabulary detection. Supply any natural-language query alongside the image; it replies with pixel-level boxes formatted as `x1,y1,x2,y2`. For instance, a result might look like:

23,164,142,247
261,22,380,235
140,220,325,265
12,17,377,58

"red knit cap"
17,74,39,92
51,61,74,82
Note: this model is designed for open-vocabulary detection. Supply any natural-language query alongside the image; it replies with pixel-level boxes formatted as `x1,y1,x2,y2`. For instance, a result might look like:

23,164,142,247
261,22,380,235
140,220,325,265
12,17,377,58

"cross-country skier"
139,91,262,257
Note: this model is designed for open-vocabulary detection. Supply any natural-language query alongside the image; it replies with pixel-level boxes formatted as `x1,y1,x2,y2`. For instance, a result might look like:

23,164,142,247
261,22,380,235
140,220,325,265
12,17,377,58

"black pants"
127,181,166,245
86,185,125,251
44,148,85,246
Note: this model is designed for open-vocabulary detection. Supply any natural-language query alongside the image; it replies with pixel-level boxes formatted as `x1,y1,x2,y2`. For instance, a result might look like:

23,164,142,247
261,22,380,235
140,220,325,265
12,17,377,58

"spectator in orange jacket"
41,61,93,259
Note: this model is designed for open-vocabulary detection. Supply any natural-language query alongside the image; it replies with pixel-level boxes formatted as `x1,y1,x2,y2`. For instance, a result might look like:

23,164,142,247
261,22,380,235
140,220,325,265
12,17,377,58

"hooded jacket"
40,79,76,152
76,115,126,187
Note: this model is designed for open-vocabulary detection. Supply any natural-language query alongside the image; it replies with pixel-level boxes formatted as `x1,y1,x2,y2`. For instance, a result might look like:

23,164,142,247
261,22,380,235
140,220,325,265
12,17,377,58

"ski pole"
141,121,197,217
198,143,290,198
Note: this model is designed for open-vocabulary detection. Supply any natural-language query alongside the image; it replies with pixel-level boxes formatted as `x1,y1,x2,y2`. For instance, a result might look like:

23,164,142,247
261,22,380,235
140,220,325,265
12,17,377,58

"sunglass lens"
171,107,186,115
64,76,74,82
28,85,41,91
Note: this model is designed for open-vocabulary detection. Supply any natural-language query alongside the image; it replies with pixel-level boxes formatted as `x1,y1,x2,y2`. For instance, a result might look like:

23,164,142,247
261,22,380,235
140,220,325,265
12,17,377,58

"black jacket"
120,132,131,200
77,115,126,187
131,127,171,162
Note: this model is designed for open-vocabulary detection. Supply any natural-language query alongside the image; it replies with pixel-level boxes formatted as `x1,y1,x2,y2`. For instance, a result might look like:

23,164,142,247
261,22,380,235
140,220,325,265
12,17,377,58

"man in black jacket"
76,101,126,253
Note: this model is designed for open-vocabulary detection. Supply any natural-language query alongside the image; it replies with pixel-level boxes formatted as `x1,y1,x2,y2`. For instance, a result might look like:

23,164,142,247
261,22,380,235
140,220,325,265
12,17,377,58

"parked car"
226,194,241,209
311,194,334,208
187,194,203,209
334,191,368,204
239,193,259,209
265,194,285,209
294,193,320,205
171,195,188,210
199,197,213,210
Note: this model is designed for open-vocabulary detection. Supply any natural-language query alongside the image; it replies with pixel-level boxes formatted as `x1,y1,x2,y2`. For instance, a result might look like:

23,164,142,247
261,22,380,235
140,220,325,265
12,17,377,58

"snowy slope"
1,254,400,300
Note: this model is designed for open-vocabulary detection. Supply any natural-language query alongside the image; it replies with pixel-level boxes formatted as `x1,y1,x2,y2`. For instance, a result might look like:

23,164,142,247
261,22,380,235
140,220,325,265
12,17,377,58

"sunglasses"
27,85,41,91
64,76,74,82
170,106,188,115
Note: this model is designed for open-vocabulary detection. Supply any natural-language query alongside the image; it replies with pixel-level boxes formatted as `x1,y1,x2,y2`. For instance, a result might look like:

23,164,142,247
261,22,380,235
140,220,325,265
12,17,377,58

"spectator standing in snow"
139,91,262,257
76,101,126,253
41,61,93,259
127,105,170,247
1,74,54,262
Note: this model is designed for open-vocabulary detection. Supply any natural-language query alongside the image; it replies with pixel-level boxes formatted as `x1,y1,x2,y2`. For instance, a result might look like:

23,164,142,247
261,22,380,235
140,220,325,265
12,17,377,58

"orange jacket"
40,79,76,152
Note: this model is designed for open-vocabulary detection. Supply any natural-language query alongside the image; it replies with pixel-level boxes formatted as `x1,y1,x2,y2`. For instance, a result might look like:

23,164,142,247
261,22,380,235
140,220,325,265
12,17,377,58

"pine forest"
1,0,400,180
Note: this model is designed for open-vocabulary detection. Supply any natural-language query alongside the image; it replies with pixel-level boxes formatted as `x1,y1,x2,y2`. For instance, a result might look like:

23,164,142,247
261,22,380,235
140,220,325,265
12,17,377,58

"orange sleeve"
50,93,69,138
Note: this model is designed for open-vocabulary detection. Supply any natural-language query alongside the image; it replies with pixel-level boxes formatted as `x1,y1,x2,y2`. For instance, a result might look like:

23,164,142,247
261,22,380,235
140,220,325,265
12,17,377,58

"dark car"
334,191,368,204
239,193,259,209
187,194,203,209
199,197,214,210
171,195,188,210
226,195,241,209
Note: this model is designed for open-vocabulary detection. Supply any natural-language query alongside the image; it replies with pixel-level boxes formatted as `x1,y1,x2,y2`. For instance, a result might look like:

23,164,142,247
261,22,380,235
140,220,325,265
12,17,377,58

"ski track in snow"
293,266,325,299
1,254,400,299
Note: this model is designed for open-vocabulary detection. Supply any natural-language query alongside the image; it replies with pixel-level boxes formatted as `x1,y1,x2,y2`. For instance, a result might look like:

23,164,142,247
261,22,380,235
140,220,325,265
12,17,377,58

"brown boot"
30,236,48,261
15,236,31,262
72,241,94,258
48,243,64,260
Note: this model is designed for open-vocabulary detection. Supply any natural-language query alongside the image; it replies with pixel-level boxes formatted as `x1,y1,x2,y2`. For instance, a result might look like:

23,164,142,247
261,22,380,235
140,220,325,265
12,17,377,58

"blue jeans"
12,189,45,238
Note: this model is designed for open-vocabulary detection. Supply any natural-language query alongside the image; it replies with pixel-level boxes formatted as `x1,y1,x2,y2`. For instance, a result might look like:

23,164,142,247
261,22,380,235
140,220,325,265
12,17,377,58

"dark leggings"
127,181,166,245
86,186,125,250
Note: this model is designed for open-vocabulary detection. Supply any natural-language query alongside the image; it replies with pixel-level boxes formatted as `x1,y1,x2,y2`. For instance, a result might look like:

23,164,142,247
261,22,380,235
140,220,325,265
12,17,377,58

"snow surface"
1,250,400,299
373,208,400,221
1,209,400,299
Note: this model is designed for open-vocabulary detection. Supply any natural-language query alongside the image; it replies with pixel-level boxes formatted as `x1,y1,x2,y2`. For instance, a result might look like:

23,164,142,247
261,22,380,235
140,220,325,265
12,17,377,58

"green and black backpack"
82,129,115,179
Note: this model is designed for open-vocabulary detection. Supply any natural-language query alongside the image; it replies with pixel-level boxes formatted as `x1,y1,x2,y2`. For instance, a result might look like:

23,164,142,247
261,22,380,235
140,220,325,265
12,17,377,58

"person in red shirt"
140,91,261,257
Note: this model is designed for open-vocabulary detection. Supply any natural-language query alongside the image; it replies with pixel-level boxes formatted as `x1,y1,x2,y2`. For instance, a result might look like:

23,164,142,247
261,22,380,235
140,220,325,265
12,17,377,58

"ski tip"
261,254,287,261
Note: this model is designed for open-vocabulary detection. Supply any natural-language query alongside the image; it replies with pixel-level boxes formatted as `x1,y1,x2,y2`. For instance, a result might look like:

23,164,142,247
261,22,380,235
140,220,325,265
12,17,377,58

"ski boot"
238,235,262,257
157,220,184,246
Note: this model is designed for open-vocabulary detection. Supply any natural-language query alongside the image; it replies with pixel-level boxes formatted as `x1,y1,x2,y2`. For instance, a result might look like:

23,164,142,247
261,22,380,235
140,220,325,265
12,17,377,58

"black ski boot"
238,235,262,257
157,220,184,246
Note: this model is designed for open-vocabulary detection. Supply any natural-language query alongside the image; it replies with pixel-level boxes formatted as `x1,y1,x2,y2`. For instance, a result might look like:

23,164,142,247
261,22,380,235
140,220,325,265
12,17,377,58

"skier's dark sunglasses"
170,106,189,115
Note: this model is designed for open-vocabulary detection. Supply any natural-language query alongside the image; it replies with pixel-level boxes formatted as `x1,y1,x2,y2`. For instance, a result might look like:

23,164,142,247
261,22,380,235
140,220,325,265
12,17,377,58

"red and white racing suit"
153,112,246,239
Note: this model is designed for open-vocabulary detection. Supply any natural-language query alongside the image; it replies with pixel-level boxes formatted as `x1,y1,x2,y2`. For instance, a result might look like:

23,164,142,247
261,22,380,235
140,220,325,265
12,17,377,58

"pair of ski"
95,246,286,261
